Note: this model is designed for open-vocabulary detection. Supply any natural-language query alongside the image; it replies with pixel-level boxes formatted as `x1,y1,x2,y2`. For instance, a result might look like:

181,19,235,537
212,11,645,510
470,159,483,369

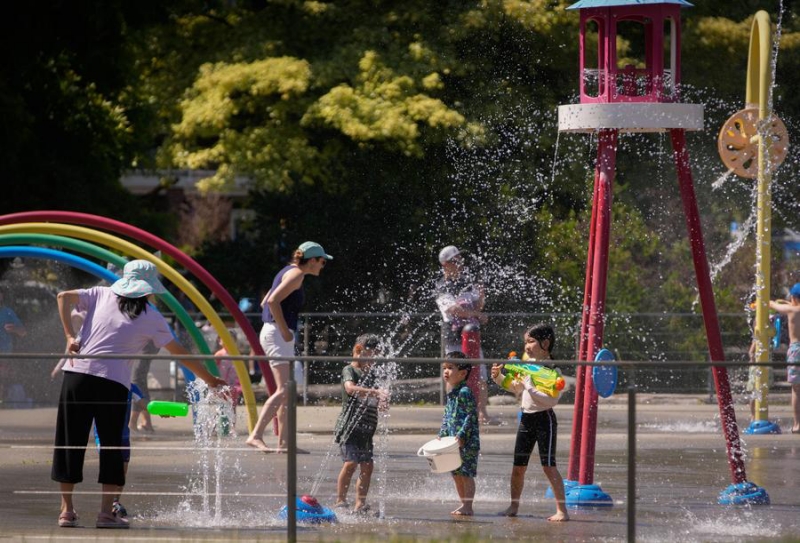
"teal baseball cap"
299,241,333,260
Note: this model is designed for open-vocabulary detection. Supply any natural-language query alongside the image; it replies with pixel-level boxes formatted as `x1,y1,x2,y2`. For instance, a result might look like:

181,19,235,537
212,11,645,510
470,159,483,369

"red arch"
0,211,276,396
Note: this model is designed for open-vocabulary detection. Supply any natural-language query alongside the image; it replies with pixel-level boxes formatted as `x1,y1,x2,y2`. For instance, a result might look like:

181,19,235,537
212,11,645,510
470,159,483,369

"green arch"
0,233,216,367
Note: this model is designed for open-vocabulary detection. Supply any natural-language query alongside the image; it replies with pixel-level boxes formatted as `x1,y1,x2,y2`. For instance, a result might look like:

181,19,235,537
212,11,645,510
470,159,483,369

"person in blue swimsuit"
770,283,800,434
439,351,479,516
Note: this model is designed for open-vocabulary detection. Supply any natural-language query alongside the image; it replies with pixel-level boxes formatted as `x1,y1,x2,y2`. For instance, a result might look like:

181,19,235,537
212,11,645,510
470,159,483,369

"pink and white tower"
559,0,758,506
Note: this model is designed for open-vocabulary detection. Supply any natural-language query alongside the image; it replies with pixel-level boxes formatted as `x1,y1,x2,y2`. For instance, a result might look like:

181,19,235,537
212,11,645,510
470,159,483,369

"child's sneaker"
96,511,129,529
112,500,127,518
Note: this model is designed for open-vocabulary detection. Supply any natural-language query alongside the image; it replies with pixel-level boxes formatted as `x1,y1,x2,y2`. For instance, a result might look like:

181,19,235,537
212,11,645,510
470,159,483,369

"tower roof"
567,0,692,9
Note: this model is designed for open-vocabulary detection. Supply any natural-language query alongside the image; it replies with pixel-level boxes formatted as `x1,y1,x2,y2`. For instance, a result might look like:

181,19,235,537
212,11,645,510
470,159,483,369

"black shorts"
513,409,558,467
51,372,129,486
340,431,374,463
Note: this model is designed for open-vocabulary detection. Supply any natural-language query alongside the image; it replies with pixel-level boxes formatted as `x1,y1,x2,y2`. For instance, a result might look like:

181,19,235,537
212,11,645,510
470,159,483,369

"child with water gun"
490,323,569,522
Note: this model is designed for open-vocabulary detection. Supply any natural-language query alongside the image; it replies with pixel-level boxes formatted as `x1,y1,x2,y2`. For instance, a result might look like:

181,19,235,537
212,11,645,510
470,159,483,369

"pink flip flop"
58,511,78,527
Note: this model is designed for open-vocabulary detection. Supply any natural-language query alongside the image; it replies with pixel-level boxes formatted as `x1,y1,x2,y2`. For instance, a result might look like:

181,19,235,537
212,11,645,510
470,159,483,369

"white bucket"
417,436,462,473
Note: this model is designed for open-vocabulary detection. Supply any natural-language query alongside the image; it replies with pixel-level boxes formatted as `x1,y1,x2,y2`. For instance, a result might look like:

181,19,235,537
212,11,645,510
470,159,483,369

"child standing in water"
439,351,480,516
769,283,800,434
491,323,569,522
333,334,388,514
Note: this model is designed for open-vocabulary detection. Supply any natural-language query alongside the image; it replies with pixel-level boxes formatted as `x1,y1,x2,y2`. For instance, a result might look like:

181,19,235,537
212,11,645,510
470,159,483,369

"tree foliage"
5,0,800,340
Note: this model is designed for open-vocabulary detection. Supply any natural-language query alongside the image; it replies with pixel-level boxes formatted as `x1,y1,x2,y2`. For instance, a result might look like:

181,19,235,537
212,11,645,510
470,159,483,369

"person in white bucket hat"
109,260,166,298
51,259,227,530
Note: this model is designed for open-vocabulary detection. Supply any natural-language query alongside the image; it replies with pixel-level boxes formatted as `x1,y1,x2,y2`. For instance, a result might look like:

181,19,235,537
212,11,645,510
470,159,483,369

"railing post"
627,366,636,543
439,321,446,405
303,318,310,406
287,372,297,542
707,365,714,404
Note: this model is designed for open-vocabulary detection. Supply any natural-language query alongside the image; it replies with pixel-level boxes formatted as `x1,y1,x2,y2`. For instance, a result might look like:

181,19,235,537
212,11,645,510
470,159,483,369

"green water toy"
147,401,190,417
502,352,565,398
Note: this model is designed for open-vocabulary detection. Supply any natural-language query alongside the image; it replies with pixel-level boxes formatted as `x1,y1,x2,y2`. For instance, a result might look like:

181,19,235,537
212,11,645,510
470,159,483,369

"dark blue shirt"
261,265,305,331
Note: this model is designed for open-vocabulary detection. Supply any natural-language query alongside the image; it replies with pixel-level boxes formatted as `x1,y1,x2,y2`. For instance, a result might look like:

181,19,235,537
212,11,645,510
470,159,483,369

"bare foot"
272,447,310,454
497,505,518,517
245,437,272,452
451,506,473,516
548,511,570,522
480,417,503,426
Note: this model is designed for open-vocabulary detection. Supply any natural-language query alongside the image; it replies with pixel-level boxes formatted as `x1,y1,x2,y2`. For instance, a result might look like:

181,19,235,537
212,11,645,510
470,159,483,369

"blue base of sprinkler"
743,420,782,435
566,484,613,508
278,495,337,524
545,479,578,499
718,482,770,505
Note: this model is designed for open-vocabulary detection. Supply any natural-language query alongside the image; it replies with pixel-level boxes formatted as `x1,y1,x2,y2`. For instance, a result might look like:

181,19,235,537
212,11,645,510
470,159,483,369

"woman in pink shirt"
52,260,227,530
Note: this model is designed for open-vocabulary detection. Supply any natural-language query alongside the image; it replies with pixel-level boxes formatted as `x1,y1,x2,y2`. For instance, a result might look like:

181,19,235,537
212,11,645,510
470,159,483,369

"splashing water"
306,338,398,520
709,189,757,283
181,380,238,522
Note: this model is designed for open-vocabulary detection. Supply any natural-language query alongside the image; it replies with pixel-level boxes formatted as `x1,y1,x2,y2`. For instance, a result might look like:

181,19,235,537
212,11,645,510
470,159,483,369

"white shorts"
259,322,295,367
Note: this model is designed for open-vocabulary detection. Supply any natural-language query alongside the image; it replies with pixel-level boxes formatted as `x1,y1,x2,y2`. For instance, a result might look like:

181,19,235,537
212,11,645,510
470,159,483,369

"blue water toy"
278,495,337,524
718,482,770,505
744,419,781,435
773,315,781,349
566,483,614,508
592,348,618,398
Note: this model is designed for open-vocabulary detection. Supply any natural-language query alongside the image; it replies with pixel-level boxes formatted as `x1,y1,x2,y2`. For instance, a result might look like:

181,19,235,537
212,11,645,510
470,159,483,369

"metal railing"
0,350,790,542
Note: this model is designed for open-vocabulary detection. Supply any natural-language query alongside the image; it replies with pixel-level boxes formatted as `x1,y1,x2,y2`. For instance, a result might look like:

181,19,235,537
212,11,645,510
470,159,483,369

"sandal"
96,511,129,529
58,511,78,528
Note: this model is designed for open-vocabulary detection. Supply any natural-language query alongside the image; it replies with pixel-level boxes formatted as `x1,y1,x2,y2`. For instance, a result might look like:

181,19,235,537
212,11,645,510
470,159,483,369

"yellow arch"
746,11,772,115
0,222,258,431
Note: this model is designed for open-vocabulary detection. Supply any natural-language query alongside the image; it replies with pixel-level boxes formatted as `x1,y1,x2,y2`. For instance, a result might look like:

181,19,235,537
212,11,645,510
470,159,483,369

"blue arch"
0,246,196,383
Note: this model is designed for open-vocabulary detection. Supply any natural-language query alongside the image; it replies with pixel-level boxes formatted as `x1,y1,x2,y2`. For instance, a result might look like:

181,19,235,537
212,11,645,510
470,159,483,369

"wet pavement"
1,396,799,542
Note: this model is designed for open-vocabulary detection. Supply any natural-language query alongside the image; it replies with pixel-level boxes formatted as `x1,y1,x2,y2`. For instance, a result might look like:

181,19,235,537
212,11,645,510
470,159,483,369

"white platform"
558,103,704,133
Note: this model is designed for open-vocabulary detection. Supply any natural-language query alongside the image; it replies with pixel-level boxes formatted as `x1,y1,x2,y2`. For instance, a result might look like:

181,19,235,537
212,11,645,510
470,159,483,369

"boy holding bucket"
491,323,569,522
439,351,480,516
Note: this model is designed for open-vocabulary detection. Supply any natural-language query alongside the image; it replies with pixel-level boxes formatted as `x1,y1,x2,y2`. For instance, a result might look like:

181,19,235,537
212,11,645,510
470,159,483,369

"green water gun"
501,352,565,398
147,401,190,417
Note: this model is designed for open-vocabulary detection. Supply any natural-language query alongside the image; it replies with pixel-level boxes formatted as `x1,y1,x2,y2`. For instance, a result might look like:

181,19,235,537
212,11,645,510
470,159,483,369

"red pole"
578,129,617,485
461,325,482,412
568,135,602,482
671,129,747,484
